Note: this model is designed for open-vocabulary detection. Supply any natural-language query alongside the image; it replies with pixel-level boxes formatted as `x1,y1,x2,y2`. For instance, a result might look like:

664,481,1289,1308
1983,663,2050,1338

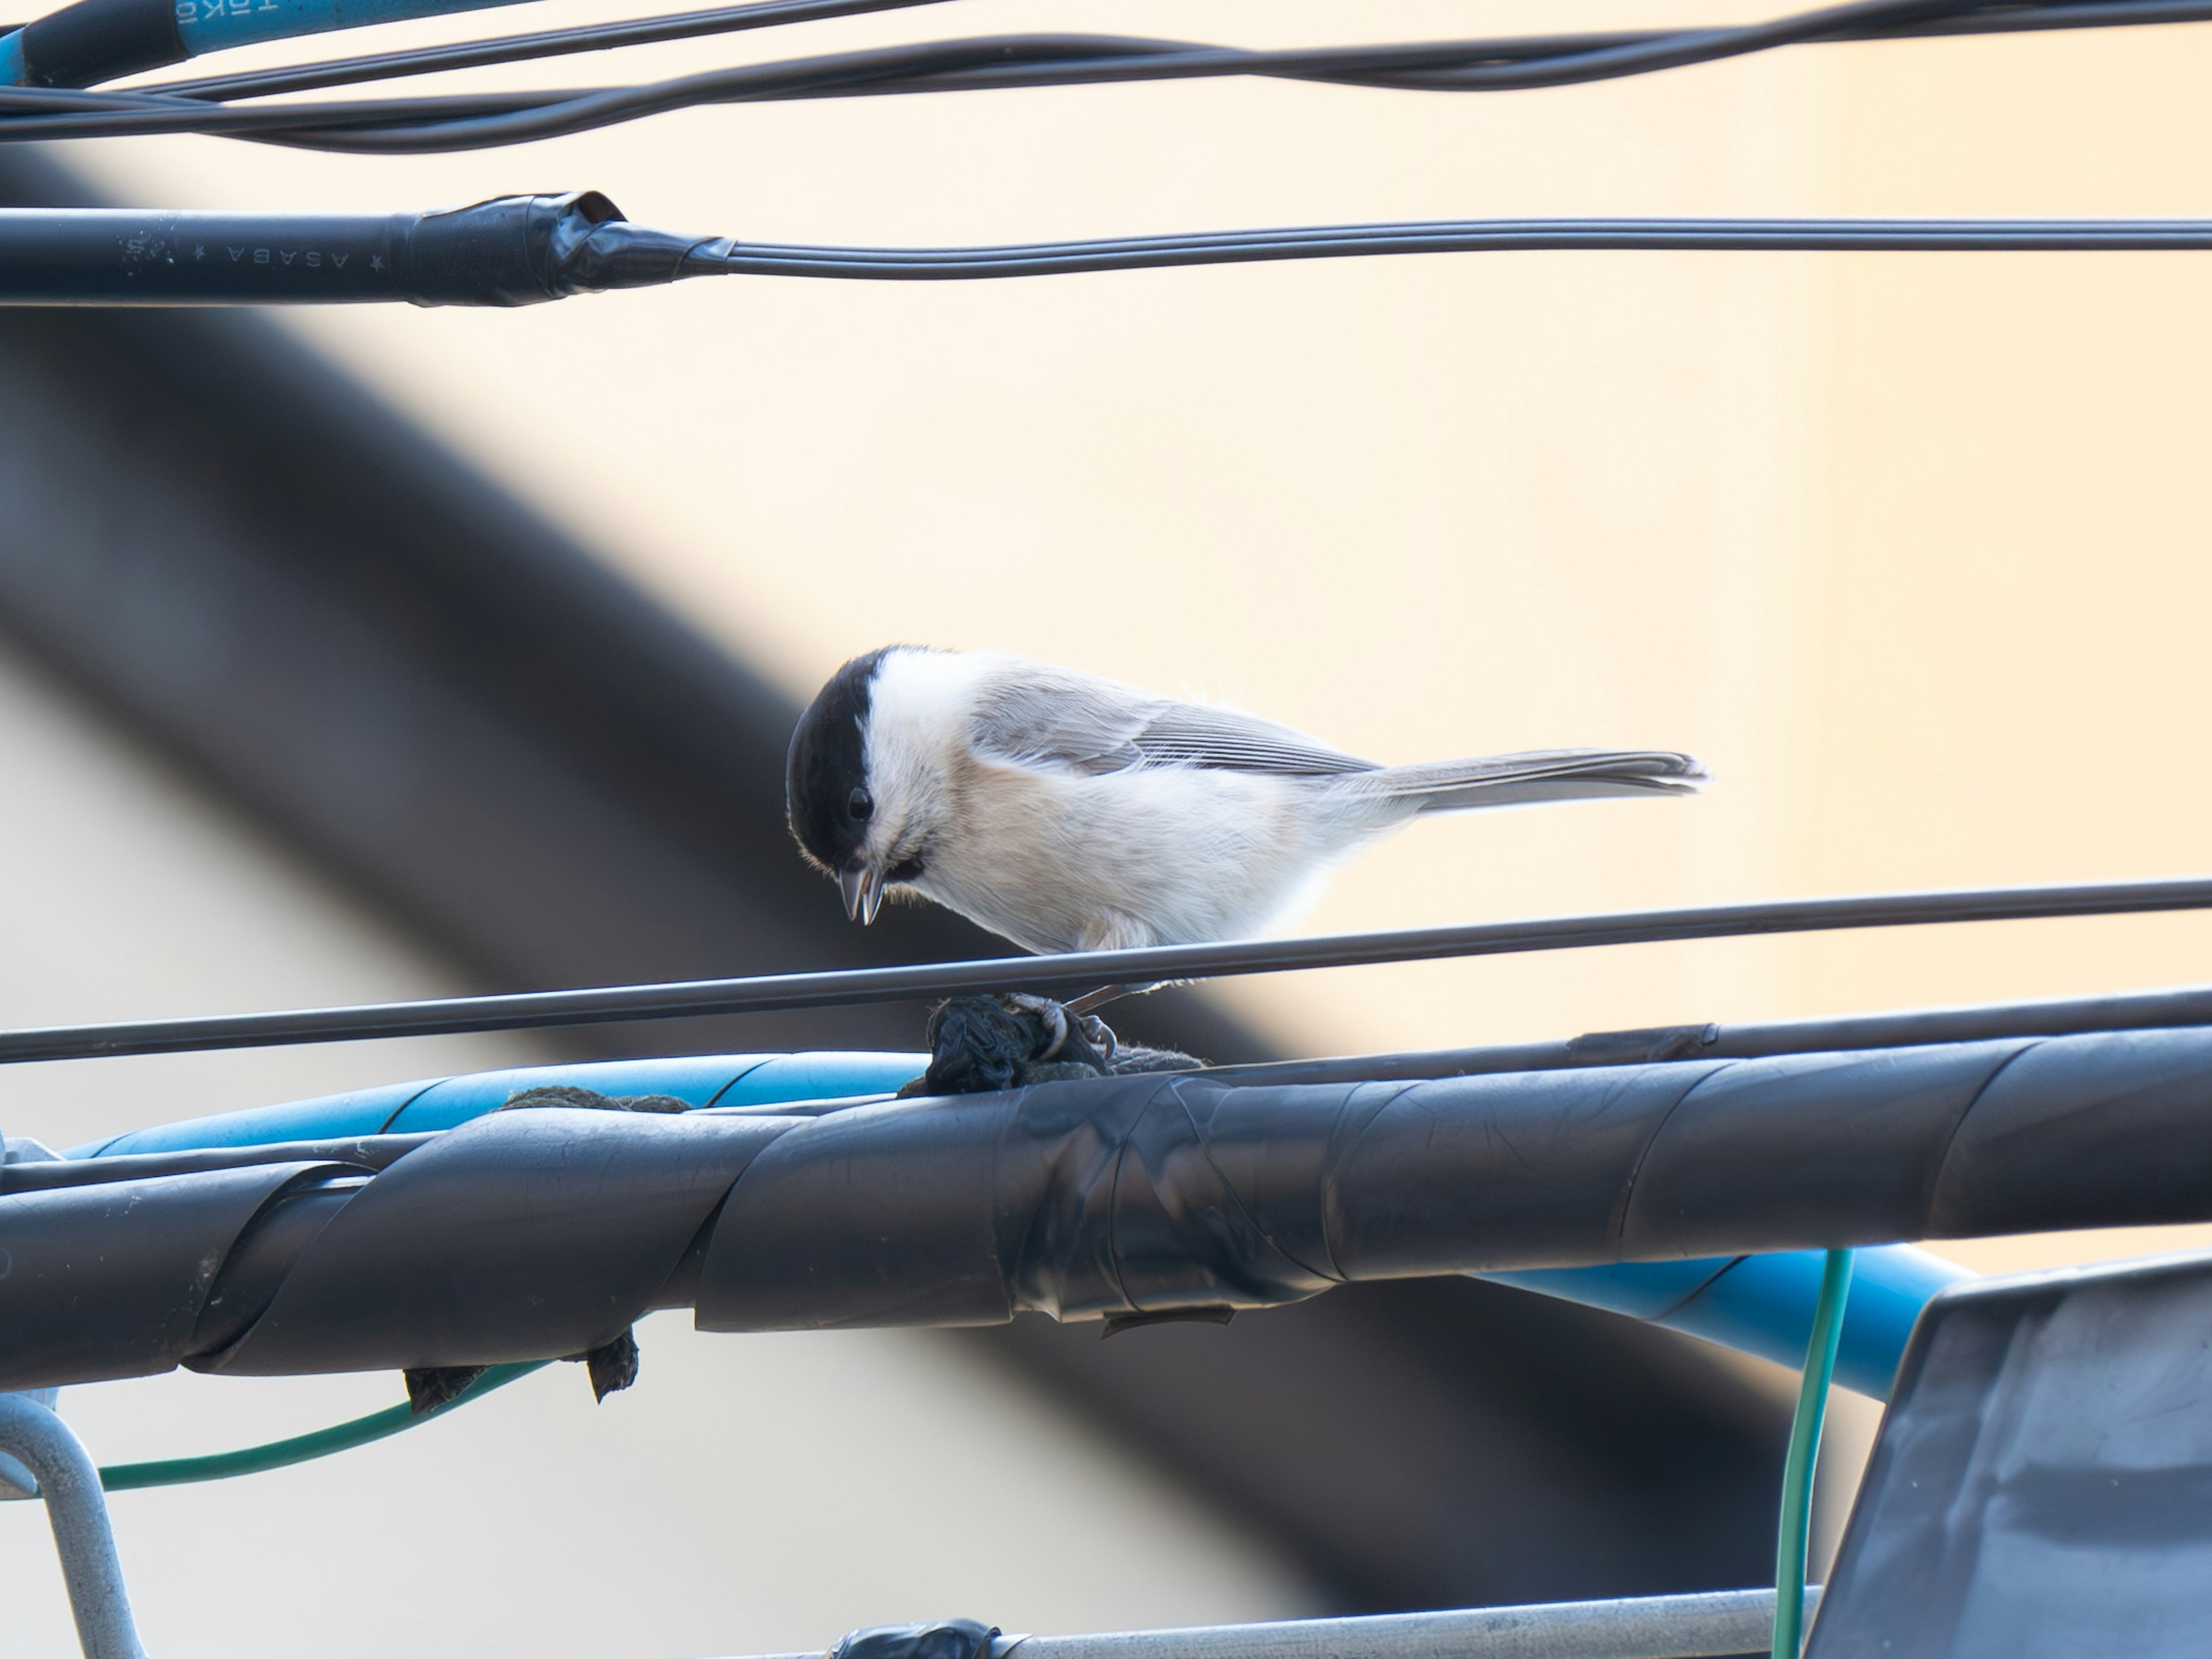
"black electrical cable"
700,217,2212,279
23,198,2212,307
134,0,2212,106
11,0,2212,152
3,876,2211,1062
152,0,956,99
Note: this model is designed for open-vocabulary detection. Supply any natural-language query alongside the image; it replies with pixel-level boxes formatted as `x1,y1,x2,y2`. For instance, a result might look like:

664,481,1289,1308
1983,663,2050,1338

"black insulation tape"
831,1621,1000,1659
12,1025,2212,1390
0,191,724,306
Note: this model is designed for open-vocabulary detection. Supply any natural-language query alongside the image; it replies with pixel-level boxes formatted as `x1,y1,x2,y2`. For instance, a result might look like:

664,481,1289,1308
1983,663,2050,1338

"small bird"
786,646,1705,956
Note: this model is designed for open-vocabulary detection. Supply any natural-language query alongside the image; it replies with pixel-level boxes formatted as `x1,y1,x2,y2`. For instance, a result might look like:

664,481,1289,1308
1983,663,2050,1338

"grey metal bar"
0,1393,150,1659
733,1589,1817,1659
1005,1589,1803,1659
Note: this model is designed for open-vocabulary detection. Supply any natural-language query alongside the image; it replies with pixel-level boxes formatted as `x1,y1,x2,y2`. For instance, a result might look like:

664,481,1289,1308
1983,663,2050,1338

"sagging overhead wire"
704,215,2212,276
8,0,2212,151
5,873,2212,1061
146,0,2212,104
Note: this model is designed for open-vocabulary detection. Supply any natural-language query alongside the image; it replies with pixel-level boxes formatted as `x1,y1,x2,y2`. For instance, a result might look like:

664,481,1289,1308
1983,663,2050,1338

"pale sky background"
6,3,2212,1653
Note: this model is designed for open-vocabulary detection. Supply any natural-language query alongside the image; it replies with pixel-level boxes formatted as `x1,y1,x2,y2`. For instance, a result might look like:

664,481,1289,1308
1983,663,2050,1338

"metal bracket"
0,1385,58,1498
0,1393,150,1658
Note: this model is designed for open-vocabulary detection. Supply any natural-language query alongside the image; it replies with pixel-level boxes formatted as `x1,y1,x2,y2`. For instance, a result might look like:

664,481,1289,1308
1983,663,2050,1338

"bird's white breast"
865,649,1400,953
936,756,1384,953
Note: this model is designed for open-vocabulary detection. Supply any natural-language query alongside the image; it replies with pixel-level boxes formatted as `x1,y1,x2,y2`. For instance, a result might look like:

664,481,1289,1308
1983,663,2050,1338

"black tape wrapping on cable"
831,1620,1001,1659
0,191,722,306
8,1025,2212,1391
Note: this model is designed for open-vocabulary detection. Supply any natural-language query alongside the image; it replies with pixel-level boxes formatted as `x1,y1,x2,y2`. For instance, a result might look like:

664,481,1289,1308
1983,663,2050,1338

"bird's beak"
838,863,885,926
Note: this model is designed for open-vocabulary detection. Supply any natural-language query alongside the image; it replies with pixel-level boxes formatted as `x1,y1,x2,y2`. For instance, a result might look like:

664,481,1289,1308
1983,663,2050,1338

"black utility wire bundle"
12,1018,2212,1392
7,0,2212,302
5,0,2211,152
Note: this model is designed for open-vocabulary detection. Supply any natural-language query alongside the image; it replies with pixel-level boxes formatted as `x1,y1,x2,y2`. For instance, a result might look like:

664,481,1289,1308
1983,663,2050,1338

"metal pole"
0,1394,150,1659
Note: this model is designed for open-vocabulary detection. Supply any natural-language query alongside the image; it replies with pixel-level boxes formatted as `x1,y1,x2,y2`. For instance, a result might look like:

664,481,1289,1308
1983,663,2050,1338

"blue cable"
1480,1241,1967,1399
0,0,532,86
173,0,530,59
0,0,925,97
68,1050,930,1157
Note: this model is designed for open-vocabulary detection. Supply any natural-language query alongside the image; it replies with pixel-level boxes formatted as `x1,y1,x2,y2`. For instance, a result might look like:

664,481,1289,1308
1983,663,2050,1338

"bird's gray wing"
971,671,1377,778
968,668,1156,774
1126,702,1380,775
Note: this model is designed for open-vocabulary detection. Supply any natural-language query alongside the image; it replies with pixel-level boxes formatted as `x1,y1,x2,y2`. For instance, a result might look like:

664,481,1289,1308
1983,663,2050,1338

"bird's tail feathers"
1356,748,1707,815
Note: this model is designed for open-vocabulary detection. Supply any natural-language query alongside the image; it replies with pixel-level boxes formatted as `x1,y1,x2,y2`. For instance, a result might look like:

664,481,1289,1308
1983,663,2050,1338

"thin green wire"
97,1361,550,1491
1772,1248,1855,1659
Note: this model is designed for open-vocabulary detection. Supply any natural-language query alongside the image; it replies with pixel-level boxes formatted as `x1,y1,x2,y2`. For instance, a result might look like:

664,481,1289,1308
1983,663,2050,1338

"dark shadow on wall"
0,150,1790,1613
968,1277,1789,1612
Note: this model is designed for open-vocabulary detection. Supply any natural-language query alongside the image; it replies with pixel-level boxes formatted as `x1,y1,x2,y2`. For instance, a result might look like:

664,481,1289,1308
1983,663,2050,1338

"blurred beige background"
60,0,2212,1073
6,1,2212,1652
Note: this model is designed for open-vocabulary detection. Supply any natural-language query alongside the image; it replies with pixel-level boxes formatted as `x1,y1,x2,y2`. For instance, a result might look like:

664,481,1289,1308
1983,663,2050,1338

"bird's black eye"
847,787,874,822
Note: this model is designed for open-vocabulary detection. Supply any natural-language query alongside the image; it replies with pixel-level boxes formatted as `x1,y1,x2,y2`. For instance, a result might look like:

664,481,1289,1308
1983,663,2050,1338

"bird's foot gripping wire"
901,993,1203,1097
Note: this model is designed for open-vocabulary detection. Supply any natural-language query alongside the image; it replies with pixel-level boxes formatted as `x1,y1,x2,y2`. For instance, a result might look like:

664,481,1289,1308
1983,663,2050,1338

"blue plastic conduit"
173,0,532,58
0,0,534,85
1481,1243,1969,1400
65,1051,1971,1392
67,1050,931,1156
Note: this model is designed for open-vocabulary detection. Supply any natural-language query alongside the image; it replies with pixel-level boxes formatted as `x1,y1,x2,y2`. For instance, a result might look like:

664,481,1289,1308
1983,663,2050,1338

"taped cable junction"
2,0,2211,147
0,192,718,305
5,1021,2207,1393
4,873,2211,1058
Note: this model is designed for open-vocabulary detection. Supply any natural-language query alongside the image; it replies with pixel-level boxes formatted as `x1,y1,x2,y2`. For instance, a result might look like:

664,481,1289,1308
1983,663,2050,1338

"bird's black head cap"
787,648,891,874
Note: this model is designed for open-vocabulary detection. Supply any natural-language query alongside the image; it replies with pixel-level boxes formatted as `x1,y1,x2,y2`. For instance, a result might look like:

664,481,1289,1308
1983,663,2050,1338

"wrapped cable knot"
403,1083,680,1410
830,1619,1007,1659
402,191,729,306
498,1083,690,1114
902,994,1203,1097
